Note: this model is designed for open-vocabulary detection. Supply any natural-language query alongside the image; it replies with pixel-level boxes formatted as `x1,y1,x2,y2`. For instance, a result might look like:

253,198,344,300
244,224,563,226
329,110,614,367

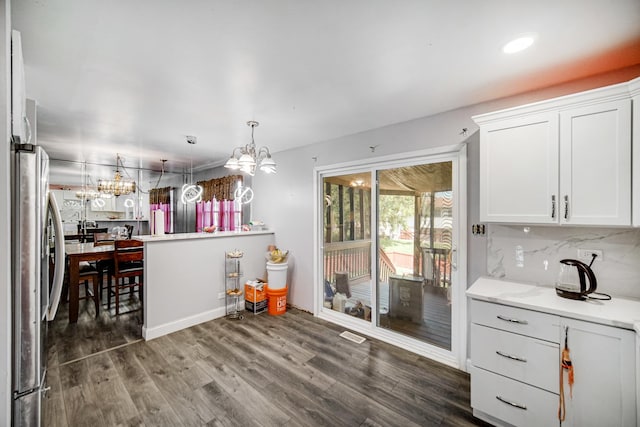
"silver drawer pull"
496,395,527,410
496,315,528,325
496,350,527,363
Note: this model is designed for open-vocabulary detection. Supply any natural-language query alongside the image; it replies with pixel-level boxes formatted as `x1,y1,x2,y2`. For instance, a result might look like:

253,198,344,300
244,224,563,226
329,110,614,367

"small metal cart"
225,250,244,320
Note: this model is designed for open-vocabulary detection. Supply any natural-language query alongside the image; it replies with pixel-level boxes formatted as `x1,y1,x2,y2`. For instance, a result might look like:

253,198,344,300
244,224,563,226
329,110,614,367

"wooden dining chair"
63,259,100,318
110,239,144,315
93,232,115,303
83,227,109,243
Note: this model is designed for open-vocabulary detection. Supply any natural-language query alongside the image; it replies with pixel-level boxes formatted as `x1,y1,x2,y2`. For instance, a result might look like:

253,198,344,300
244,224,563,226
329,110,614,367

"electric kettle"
555,257,598,300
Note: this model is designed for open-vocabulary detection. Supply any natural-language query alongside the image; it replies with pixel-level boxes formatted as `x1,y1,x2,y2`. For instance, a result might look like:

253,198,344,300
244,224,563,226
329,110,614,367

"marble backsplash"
486,225,640,299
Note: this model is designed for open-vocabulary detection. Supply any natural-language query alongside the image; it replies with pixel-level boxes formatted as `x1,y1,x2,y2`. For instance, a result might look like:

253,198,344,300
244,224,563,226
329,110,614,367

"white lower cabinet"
636,330,640,426
471,323,558,393
470,366,559,427
559,317,636,427
469,299,637,427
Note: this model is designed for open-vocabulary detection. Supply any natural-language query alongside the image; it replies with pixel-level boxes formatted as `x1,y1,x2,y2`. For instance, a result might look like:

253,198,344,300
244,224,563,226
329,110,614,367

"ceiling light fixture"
97,154,136,196
75,188,99,200
181,136,203,204
224,121,276,175
503,35,535,54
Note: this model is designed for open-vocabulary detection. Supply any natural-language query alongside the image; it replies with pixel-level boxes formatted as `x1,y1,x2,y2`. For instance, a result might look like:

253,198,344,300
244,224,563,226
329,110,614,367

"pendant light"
181,136,203,204
97,154,136,196
224,121,276,175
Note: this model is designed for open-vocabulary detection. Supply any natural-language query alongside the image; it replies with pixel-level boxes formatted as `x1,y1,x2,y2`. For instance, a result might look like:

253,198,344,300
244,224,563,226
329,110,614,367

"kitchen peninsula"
135,230,275,340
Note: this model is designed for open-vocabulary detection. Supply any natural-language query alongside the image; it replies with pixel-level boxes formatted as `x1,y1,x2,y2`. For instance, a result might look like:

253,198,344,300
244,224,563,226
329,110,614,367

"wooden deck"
348,280,452,350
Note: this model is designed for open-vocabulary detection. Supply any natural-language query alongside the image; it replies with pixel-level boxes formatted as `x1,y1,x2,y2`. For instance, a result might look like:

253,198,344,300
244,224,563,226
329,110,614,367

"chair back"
114,239,144,274
83,227,109,243
93,232,114,246
124,224,134,239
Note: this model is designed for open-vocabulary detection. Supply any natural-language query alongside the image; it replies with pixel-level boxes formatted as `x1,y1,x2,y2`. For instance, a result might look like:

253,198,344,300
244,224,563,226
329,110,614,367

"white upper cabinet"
479,113,559,224
473,80,635,226
559,100,631,225
632,79,640,227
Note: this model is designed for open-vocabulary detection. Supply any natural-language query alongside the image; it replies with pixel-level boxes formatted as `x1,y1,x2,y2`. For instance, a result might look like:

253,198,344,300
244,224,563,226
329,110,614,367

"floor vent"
339,331,366,344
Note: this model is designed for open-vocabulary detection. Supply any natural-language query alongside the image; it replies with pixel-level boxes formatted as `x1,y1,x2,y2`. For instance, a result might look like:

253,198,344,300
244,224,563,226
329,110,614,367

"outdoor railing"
324,240,396,284
324,240,371,284
378,249,396,283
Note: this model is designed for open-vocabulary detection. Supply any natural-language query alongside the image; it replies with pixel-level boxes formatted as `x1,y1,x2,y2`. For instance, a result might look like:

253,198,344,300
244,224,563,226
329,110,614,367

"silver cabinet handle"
496,350,527,363
564,195,569,220
496,315,528,325
551,195,556,219
496,395,527,410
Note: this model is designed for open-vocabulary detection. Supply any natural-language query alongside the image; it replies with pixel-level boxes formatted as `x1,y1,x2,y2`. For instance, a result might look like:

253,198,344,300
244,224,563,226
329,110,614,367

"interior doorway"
317,148,466,368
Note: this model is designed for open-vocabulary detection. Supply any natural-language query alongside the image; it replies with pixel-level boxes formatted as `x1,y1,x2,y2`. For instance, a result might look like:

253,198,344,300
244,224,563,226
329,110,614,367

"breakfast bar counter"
134,230,275,339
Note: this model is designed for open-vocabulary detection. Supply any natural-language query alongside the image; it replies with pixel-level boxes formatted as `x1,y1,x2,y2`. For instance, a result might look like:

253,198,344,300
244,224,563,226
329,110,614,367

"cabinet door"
559,100,631,225
559,318,636,427
63,190,79,200
633,95,640,227
479,113,559,223
636,331,640,427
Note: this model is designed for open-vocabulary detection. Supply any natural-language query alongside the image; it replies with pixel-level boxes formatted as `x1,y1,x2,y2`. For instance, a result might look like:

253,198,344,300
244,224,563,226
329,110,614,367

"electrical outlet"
218,292,226,300
577,249,603,262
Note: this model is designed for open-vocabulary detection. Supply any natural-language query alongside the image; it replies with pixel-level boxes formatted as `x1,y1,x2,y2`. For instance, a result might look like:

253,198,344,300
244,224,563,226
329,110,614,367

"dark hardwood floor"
45,306,490,427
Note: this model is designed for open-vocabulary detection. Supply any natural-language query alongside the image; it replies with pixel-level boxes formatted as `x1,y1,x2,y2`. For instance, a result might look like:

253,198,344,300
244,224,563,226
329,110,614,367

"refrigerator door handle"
46,191,65,320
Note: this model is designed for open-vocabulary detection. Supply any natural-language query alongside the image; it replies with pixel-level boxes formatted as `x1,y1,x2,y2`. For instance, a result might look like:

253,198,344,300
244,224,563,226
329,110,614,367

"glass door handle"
451,248,457,271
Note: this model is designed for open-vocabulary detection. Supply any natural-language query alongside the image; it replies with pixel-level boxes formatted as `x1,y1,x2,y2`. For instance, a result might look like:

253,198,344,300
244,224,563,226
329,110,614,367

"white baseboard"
142,307,226,340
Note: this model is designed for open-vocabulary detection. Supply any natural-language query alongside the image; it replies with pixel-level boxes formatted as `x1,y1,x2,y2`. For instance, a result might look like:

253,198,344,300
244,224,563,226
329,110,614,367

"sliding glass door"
322,172,372,322
317,150,464,364
376,162,453,350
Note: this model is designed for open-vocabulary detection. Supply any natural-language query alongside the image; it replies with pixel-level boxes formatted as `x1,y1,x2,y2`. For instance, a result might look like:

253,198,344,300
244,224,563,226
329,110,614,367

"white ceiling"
12,0,640,179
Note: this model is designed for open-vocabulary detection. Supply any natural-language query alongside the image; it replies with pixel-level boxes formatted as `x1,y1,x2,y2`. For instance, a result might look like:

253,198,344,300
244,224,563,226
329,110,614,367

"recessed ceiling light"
503,36,535,54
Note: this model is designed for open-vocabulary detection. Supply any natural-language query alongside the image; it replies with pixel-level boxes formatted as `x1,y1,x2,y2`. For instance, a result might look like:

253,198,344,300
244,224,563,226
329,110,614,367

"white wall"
1,0,10,423
251,67,640,312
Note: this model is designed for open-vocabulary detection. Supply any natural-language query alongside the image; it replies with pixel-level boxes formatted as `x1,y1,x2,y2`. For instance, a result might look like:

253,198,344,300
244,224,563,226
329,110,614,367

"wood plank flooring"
44,307,490,427
47,285,143,367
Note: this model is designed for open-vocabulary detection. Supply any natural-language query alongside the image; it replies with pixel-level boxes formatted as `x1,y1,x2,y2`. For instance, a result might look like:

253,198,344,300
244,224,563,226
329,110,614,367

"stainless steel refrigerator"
11,142,65,426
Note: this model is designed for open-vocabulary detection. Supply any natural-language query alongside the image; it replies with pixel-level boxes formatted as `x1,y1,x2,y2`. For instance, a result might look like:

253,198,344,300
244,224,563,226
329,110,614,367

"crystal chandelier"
224,121,276,175
181,136,203,204
97,154,136,196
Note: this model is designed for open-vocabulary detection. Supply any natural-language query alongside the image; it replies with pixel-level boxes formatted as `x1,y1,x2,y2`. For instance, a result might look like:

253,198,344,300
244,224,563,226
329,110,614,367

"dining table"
64,242,114,323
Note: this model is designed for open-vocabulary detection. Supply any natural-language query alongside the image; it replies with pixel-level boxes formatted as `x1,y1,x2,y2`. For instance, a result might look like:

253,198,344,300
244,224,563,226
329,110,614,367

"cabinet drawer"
471,323,559,393
471,366,559,427
471,299,559,342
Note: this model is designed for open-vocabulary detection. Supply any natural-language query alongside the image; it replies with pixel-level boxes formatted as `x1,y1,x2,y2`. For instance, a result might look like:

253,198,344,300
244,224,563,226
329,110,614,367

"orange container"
266,285,288,316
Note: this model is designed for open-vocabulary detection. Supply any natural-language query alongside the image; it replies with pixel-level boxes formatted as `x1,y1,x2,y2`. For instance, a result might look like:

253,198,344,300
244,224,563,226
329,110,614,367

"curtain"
195,175,243,232
149,186,172,233
197,175,243,201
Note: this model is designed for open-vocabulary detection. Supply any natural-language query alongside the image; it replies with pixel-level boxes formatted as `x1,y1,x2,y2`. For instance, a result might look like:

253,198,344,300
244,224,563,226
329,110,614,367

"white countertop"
467,277,640,330
96,219,149,222
134,229,274,242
